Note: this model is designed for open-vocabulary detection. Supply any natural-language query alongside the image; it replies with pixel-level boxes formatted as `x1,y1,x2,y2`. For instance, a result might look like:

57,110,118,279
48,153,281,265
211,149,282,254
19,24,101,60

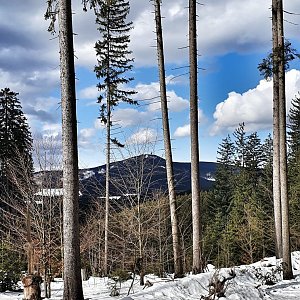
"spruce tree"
233,123,247,168
288,93,300,164
204,136,234,267
94,0,136,114
288,94,300,249
259,134,274,213
209,125,274,266
94,0,136,276
245,132,264,187
0,88,33,189
214,135,235,212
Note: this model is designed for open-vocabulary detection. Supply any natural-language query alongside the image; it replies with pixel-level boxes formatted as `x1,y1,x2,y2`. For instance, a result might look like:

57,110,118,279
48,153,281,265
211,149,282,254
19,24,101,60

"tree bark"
189,0,202,274
154,0,183,278
103,97,111,276
26,204,34,274
272,0,282,259
277,0,293,280
22,275,42,300
58,0,84,299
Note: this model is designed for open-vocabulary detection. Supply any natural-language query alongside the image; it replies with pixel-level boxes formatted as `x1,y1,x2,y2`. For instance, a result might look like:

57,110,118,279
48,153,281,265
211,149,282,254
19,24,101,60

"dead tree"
153,0,183,278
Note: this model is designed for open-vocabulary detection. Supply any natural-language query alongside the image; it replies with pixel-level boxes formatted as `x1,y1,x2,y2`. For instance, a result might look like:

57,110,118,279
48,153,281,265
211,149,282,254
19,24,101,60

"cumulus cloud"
173,109,206,138
134,82,189,112
130,0,300,66
2,0,300,168
112,108,153,127
211,69,300,135
174,124,190,138
94,118,105,130
2,0,300,74
78,128,97,148
126,128,158,145
90,80,190,131
41,123,62,139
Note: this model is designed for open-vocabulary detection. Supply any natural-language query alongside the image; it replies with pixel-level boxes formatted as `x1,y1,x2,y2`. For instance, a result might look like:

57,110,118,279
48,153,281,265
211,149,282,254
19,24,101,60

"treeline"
79,94,300,275
203,94,300,268
0,89,299,285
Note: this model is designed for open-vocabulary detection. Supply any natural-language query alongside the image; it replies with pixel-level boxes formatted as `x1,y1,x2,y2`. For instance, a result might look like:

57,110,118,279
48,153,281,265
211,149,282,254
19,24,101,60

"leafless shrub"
201,269,236,300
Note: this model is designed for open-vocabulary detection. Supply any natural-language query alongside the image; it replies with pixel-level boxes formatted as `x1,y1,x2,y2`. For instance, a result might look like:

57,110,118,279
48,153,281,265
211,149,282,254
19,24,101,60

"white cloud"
112,108,153,127
78,128,97,148
174,124,190,137
93,107,154,130
211,69,300,135
173,109,206,138
94,119,105,130
80,128,96,139
126,128,158,145
79,85,98,100
129,0,300,66
134,82,189,112
75,41,97,69
165,74,189,86
2,0,300,168
41,123,62,138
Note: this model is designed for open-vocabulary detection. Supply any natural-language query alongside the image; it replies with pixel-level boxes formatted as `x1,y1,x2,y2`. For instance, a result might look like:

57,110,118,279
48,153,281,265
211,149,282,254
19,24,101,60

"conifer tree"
245,132,264,187
203,136,235,267
0,88,33,189
0,88,35,281
233,123,247,168
259,134,274,213
288,94,300,248
94,0,136,276
288,94,300,164
207,125,273,266
214,135,235,212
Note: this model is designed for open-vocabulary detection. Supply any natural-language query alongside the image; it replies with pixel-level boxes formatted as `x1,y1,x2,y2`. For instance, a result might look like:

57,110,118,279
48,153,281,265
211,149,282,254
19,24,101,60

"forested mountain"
35,154,217,200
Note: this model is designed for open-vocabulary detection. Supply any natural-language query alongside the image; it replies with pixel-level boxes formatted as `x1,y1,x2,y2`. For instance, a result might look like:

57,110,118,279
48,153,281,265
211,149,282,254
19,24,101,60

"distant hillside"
34,154,218,203
78,154,217,199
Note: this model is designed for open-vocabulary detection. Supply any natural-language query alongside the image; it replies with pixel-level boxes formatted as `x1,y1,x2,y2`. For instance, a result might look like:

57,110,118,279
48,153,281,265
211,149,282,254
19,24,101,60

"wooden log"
22,275,42,300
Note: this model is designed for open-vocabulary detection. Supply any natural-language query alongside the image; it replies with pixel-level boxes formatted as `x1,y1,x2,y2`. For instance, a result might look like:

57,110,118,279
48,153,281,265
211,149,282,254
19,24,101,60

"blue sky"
1,0,300,168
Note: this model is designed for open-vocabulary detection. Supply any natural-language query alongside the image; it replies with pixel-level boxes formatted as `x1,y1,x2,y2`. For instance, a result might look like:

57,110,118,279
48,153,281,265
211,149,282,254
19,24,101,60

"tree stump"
22,275,42,300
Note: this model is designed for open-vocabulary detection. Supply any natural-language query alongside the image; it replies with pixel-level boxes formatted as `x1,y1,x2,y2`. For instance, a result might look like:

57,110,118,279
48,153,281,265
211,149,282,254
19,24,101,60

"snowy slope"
2,252,300,300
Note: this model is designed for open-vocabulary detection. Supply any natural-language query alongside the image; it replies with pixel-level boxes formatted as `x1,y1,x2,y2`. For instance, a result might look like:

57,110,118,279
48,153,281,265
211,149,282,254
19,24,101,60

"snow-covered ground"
2,252,300,300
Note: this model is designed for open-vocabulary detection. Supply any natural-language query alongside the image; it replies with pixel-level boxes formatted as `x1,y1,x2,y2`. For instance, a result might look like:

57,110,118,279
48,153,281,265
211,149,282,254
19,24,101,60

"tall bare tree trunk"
58,0,84,299
189,0,202,274
26,204,33,274
137,193,145,285
104,98,111,276
277,0,293,280
154,0,183,278
272,0,282,259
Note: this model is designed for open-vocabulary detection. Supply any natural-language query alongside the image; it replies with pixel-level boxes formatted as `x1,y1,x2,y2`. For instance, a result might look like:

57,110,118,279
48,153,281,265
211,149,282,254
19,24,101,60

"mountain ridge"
78,154,218,198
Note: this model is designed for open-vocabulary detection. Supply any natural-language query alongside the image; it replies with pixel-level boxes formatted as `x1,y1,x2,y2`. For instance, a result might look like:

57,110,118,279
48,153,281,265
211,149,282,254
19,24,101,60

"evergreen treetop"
0,88,33,183
288,93,300,161
94,0,136,124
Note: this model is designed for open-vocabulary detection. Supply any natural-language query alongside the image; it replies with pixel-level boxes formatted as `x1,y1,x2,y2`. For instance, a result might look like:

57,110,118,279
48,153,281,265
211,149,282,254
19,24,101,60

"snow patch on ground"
81,170,95,180
2,252,300,299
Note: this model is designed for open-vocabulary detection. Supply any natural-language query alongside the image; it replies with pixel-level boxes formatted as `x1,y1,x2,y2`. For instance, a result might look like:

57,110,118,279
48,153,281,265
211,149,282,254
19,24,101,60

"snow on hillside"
2,252,300,300
80,170,95,180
